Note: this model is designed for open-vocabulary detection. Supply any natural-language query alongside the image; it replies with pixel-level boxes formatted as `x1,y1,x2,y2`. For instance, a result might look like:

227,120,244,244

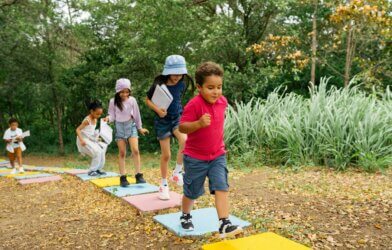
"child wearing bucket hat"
104,78,149,187
146,55,194,200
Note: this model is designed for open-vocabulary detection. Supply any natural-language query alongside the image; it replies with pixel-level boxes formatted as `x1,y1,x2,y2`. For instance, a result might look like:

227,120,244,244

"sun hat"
115,78,131,93
162,55,188,75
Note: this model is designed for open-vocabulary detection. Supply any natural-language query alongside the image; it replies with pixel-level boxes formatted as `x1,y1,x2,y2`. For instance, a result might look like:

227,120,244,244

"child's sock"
161,178,168,186
219,218,230,226
174,164,183,173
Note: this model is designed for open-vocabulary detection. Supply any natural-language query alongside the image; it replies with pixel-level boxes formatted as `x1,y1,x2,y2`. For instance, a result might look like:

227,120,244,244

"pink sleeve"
108,99,115,122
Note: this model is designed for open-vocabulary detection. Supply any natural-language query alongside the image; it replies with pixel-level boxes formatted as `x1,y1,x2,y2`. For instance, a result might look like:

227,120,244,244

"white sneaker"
19,168,25,173
11,168,17,174
170,171,184,186
158,185,170,200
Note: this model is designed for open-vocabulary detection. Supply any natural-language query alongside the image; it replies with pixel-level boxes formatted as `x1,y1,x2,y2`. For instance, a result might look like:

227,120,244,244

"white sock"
161,178,168,186
174,164,183,173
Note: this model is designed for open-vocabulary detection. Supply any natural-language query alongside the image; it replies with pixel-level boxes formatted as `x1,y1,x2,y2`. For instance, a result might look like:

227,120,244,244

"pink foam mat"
18,175,62,185
122,191,182,212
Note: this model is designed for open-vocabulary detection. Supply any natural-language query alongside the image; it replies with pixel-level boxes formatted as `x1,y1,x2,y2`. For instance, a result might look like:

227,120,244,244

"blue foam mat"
153,207,251,237
103,183,159,197
76,172,119,181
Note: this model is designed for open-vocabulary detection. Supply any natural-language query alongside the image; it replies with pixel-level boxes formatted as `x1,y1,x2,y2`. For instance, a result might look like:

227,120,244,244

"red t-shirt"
180,94,228,161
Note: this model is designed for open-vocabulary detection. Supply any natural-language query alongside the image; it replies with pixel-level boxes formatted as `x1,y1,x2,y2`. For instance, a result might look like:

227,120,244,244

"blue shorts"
115,120,138,141
183,154,229,200
154,114,181,140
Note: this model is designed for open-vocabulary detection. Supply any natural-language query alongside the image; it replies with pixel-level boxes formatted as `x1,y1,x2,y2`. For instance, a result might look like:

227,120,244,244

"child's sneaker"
120,175,130,187
96,170,106,175
158,185,170,200
135,173,146,184
180,213,194,231
170,171,184,186
219,219,243,238
11,168,17,175
19,167,25,173
88,171,99,176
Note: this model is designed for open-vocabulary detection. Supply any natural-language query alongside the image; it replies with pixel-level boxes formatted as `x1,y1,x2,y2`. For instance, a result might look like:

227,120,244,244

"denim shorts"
115,120,138,141
183,154,229,200
154,114,181,140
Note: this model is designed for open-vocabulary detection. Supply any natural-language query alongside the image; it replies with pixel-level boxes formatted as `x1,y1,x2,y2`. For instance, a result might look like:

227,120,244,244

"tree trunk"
344,24,355,87
43,0,64,154
310,0,318,88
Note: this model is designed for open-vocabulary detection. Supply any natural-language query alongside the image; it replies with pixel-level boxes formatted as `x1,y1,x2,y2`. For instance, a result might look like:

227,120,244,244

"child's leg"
182,195,194,214
7,152,15,169
85,144,101,172
128,137,141,175
172,129,186,166
215,190,229,218
15,148,23,169
116,140,127,175
159,137,171,179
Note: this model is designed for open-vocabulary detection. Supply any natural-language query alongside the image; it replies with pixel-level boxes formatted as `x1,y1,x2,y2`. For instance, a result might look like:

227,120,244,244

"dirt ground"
0,153,391,249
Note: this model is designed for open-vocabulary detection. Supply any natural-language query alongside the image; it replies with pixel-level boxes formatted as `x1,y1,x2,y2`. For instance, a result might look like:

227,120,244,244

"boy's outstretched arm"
179,114,211,134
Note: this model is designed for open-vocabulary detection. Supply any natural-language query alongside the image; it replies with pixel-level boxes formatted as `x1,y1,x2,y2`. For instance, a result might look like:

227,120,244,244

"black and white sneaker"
180,213,194,231
88,171,99,176
96,170,106,175
219,218,243,238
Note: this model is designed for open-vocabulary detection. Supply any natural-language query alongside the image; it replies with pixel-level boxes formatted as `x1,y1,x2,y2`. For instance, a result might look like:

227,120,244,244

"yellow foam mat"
5,171,43,178
90,176,136,187
202,232,310,250
0,169,11,173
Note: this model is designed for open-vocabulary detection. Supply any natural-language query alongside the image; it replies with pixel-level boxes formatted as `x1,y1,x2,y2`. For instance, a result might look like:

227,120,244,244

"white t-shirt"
9,130,20,148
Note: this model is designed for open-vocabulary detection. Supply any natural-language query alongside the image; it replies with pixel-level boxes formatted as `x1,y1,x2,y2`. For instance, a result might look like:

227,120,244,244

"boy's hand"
5,139,12,143
138,128,149,136
198,113,211,128
16,136,23,141
102,116,110,122
158,109,167,118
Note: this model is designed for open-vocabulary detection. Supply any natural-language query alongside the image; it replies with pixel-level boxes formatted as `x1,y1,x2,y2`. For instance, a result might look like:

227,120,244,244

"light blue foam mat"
103,183,159,197
76,172,119,181
153,207,251,237
24,166,46,171
13,173,54,180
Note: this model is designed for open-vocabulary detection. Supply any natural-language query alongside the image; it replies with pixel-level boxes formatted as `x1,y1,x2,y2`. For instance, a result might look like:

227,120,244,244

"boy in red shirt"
179,62,243,238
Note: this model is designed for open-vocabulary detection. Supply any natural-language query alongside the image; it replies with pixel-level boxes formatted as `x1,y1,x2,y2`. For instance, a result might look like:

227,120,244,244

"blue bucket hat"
162,55,188,75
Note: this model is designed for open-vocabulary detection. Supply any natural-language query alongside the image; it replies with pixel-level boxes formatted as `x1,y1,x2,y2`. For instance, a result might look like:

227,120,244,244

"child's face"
197,75,223,104
168,74,183,84
9,122,18,130
119,89,130,100
90,108,103,119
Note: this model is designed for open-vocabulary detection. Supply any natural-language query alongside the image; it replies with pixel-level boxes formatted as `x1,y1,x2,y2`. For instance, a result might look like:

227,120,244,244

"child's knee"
118,150,126,158
131,147,139,156
161,152,171,162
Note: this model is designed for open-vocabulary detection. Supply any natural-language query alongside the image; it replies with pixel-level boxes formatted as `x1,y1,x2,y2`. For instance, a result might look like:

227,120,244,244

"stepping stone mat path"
0,163,309,248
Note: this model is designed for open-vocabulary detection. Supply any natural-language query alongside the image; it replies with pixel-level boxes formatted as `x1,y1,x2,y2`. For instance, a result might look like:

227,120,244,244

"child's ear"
196,84,202,91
